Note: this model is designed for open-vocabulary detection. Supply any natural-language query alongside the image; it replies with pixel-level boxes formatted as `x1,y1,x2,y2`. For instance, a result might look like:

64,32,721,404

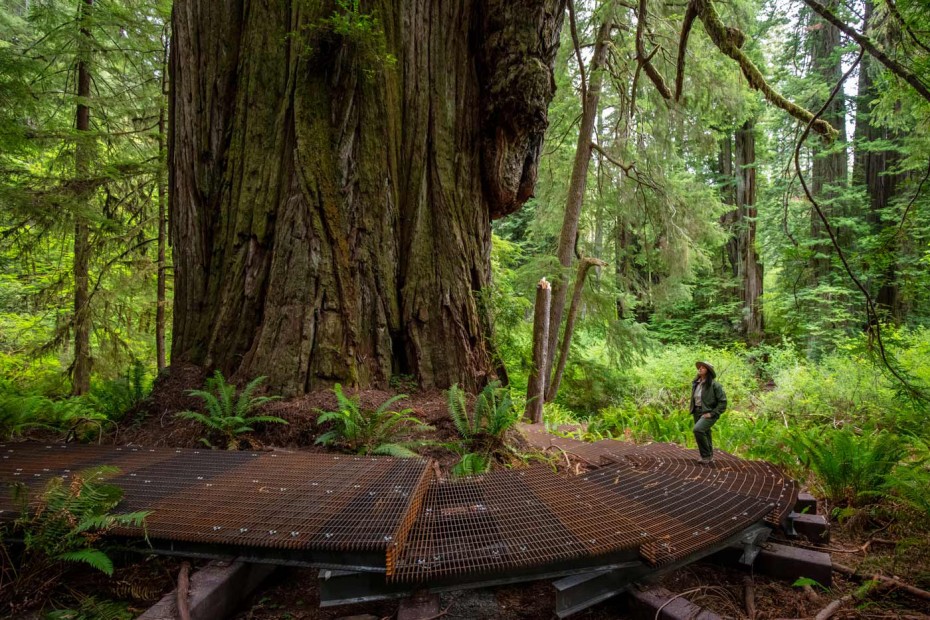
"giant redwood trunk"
169,0,565,394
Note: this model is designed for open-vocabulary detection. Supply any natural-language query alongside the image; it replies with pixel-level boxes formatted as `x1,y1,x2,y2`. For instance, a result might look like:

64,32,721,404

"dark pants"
692,413,717,458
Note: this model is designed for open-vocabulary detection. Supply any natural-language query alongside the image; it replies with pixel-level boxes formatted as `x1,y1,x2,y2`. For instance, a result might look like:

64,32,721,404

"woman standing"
690,361,727,463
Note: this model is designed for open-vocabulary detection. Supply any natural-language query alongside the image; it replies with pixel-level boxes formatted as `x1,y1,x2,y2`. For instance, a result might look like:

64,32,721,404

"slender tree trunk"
72,0,93,396
546,257,605,401
525,279,550,424
169,0,565,394
544,15,613,400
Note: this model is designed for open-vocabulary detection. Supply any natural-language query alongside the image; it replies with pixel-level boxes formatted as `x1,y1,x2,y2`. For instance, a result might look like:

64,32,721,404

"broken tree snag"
546,257,607,402
525,278,551,424
692,0,838,141
675,1,699,101
636,0,673,100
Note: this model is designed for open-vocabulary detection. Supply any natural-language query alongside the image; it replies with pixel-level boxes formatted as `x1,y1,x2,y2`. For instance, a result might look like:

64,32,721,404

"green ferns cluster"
446,381,520,476
176,371,286,450
0,466,149,615
315,384,431,457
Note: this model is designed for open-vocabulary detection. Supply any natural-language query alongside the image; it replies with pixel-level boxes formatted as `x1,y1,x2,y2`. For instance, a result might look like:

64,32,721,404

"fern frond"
371,443,419,458
56,549,114,575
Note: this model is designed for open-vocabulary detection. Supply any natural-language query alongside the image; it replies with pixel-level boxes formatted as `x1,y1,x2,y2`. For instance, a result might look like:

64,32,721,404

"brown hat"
695,361,716,375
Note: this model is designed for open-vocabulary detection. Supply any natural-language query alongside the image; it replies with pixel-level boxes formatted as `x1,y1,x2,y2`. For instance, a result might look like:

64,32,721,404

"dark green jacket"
690,379,727,419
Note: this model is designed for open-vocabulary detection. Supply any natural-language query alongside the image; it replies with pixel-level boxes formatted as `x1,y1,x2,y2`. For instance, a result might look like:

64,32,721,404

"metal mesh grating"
0,444,433,555
1,437,798,581
581,461,773,565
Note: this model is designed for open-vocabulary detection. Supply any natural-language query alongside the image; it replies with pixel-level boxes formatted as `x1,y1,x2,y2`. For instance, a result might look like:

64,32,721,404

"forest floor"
58,367,930,618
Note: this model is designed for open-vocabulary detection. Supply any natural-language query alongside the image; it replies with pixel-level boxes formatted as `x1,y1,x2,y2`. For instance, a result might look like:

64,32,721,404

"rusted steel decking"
0,435,796,585
0,444,431,560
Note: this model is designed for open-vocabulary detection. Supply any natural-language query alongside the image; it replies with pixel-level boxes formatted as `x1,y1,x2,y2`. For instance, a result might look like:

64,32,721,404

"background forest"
1,0,930,547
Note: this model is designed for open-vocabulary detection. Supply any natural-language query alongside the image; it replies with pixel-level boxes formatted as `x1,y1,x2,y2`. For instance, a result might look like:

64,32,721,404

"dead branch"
636,0,673,99
744,576,756,619
833,562,930,602
567,0,588,106
675,1,698,101
814,594,853,620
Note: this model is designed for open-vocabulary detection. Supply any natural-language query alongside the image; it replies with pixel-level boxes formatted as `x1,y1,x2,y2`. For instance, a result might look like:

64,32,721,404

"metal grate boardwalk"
0,434,796,584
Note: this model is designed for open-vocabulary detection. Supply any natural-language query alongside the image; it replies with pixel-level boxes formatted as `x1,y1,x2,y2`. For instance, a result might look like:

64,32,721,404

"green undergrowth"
540,330,930,524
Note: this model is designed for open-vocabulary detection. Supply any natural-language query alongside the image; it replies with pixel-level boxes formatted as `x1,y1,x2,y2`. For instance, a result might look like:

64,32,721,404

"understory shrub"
787,427,907,506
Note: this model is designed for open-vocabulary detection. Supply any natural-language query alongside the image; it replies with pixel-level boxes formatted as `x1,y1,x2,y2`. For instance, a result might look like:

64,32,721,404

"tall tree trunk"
525,278,550,424
734,120,763,341
72,0,93,396
853,0,901,321
156,33,168,373
808,0,848,282
543,14,612,401
720,121,763,341
169,0,564,394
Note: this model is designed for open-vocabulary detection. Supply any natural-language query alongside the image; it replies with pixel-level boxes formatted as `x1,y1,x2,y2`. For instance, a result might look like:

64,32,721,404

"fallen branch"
813,594,853,620
744,576,756,620
833,562,930,602
177,561,191,620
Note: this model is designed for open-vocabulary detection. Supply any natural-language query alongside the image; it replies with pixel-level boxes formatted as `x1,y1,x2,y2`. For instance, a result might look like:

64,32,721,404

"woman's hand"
702,413,711,419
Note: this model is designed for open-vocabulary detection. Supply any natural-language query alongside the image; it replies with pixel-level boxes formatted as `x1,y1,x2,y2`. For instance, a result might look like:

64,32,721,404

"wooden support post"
525,278,551,424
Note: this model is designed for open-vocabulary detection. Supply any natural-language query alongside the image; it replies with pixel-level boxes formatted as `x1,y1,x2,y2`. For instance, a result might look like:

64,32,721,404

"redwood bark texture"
169,0,565,394
720,121,763,342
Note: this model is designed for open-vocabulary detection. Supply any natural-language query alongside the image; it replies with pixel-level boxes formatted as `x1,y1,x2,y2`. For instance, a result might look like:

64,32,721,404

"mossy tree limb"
692,0,838,141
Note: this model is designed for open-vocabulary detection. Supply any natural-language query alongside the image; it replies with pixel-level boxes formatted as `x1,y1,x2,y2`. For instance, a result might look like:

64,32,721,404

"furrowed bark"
525,278,551,423
169,0,565,394
156,34,168,373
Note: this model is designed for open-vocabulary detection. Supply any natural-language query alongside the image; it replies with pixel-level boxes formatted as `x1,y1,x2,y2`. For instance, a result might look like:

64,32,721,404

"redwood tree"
169,0,565,394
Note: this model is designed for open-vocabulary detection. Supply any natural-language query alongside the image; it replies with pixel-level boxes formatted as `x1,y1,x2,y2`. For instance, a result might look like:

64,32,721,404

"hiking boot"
698,456,714,464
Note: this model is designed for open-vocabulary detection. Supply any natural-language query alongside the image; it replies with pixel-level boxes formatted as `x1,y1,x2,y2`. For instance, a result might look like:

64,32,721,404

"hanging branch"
793,47,927,402
801,0,930,104
567,0,588,107
636,0,673,99
693,0,838,140
675,1,699,101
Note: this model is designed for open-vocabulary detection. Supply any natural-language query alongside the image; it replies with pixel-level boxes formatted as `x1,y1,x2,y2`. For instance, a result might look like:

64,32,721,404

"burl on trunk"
169,0,565,394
